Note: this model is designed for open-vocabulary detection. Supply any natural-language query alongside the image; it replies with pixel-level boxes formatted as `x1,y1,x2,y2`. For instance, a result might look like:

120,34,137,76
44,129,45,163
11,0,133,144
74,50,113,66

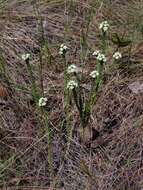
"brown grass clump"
0,0,143,189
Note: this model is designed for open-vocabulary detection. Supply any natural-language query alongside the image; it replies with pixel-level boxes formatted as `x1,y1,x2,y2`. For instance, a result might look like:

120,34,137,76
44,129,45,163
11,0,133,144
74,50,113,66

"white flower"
61,44,68,50
67,80,78,90
67,64,79,74
38,97,47,107
93,50,100,57
21,53,30,61
99,21,110,32
90,70,99,78
59,44,68,55
96,53,106,63
113,52,122,60
93,51,106,62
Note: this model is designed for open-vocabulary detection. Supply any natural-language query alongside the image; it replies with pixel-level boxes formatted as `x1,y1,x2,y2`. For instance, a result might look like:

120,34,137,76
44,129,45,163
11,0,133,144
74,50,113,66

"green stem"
90,61,103,106
26,59,39,103
43,110,53,179
102,32,107,54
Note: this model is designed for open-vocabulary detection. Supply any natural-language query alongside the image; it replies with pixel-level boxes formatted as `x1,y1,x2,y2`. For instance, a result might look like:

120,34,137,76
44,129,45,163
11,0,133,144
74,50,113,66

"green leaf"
118,40,132,47
111,33,120,44
111,33,132,47
80,159,92,178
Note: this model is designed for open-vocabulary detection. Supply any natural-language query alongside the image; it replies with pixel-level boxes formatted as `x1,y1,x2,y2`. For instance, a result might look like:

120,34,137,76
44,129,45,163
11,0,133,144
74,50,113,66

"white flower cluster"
38,97,47,107
99,21,110,32
96,53,106,63
59,44,68,55
90,70,99,78
67,64,79,74
21,53,30,61
67,80,78,90
93,50,106,63
92,50,100,56
113,52,122,60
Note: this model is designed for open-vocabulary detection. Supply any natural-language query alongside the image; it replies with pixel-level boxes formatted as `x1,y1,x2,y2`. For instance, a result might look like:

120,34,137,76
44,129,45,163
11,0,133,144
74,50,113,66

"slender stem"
26,59,39,103
101,32,108,54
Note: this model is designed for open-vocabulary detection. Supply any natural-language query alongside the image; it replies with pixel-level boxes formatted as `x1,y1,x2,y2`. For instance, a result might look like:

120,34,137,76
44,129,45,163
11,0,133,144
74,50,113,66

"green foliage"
111,33,132,47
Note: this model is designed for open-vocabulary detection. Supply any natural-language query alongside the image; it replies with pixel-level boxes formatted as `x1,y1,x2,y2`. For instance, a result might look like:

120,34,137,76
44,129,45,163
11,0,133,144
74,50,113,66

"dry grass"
0,0,143,189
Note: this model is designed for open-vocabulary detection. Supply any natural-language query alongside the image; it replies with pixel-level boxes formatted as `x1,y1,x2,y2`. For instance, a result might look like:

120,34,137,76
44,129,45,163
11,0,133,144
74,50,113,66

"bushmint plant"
61,20,123,139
